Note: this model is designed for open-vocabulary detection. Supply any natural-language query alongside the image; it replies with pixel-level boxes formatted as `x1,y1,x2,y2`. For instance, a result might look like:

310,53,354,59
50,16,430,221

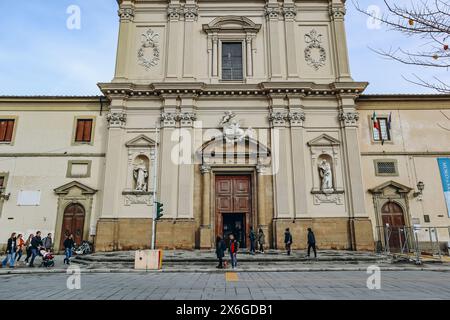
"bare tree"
352,0,450,93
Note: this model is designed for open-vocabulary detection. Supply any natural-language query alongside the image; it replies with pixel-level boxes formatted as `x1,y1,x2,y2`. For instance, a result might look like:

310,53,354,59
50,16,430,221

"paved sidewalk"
1,271,449,300
2,250,449,275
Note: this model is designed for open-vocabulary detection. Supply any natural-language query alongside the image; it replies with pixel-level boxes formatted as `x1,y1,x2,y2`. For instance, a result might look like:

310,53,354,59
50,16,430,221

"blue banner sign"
437,158,450,218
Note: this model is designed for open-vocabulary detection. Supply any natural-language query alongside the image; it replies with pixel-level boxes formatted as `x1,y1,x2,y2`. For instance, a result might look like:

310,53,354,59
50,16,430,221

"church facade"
1,0,449,253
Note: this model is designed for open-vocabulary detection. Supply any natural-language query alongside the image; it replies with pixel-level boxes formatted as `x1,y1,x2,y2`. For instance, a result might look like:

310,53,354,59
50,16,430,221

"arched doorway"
381,202,406,252
60,203,85,249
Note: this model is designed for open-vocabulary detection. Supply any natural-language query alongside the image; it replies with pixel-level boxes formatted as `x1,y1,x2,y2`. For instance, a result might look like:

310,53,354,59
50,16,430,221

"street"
0,271,449,300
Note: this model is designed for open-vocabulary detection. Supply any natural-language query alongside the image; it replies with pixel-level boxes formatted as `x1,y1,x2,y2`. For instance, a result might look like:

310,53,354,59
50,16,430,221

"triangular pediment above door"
307,134,340,147
125,134,156,148
54,181,97,195
369,180,412,195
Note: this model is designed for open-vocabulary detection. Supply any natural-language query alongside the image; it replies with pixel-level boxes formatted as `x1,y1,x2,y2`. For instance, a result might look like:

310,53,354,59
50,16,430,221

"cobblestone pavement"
0,271,449,300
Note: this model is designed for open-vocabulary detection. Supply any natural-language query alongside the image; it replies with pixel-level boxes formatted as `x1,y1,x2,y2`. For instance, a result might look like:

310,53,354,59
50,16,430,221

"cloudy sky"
0,0,447,96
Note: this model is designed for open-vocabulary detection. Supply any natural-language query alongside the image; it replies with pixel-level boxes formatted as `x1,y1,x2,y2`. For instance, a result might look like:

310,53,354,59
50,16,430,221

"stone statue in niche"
133,160,149,192
318,159,333,192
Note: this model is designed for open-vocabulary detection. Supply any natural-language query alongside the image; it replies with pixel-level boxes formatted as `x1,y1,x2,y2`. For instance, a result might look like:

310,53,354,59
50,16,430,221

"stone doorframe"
369,180,413,250
200,165,268,249
54,181,97,252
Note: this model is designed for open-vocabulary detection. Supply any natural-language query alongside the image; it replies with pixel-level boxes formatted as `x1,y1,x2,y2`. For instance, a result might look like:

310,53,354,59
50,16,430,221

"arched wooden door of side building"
60,203,85,249
381,202,406,252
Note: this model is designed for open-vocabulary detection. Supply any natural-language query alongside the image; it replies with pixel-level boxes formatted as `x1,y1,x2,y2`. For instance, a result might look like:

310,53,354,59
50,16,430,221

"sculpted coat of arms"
138,29,160,70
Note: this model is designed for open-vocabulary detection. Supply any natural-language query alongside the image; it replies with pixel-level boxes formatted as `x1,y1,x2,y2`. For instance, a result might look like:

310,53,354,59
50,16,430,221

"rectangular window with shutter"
74,119,93,143
222,42,243,81
0,119,15,143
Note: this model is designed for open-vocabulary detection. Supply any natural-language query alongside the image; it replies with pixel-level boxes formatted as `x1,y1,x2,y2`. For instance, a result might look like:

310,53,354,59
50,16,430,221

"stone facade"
0,0,449,252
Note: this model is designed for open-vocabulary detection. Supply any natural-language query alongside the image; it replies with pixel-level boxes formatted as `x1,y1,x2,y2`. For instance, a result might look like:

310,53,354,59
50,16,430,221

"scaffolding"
376,225,450,264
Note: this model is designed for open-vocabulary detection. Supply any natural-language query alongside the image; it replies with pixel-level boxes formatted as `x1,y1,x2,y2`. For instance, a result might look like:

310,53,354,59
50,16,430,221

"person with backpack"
2,233,17,268
228,234,238,269
215,236,226,269
284,228,293,256
63,234,75,265
249,226,256,255
307,228,317,258
42,233,53,251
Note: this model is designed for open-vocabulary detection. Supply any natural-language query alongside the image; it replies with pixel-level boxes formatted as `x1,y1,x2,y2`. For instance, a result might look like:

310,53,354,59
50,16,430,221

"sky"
0,0,448,96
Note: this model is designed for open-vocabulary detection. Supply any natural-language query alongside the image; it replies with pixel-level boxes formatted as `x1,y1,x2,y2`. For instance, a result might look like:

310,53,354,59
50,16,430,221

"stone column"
246,35,253,77
287,95,307,216
265,1,282,79
329,1,352,81
115,3,135,80
183,1,198,79
338,95,368,250
283,3,298,78
212,35,219,78
159,96,179,219
177,96,197,218
98,98,128,251
200,164,212,248
256,164,270,248
166,1,182,79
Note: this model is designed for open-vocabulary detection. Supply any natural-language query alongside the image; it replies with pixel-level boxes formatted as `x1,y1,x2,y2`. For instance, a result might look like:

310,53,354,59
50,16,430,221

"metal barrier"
376,225,450,264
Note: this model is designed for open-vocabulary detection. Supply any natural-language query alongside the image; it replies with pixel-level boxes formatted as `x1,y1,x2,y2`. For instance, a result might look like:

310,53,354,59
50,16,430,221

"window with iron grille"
374,160,398,176
222,42,243,81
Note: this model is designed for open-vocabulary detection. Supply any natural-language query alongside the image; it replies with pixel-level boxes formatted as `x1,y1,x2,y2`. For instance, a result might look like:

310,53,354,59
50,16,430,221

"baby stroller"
39,249,55,268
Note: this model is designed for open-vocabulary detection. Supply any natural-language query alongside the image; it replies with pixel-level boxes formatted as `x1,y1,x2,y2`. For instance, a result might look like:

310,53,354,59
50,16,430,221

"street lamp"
413,181,425,198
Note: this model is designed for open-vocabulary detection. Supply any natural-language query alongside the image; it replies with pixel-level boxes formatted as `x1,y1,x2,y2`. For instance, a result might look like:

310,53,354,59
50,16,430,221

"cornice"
98,81,369,100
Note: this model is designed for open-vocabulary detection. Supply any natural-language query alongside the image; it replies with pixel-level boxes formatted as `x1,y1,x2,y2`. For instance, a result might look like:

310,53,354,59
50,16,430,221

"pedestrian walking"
307,228,317,258
249,226,256,255
29,231,43,267
63,234,75,265
257,228,265,253
42,233,53,251
2,233,17,268
24,234,34,264
215,236,226,269
228,234,238,269
284,228,293,256
15,234,25,262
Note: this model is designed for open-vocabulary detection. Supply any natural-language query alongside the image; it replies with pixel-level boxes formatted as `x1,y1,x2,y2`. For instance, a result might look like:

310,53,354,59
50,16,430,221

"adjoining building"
1,0,449,253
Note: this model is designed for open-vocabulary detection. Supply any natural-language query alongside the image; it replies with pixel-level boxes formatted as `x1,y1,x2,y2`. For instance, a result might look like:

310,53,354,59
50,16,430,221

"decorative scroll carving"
304,30,327,70
138,29,160,70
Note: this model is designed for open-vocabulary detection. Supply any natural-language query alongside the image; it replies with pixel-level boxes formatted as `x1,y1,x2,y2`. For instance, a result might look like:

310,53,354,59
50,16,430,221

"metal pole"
414,228,421,265
151,121,160,250
435,227,442,260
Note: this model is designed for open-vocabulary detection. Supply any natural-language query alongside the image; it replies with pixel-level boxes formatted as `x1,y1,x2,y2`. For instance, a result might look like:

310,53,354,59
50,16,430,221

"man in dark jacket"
249,226,256,255
63,234,75,265
307,228,317,258
29,231,43,267
284,228,293,256
215,236,226,269
2,233,17,268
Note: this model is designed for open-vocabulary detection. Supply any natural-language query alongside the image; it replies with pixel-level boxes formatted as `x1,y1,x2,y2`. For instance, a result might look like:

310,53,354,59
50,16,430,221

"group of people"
215,227,317,269
1,231,76,268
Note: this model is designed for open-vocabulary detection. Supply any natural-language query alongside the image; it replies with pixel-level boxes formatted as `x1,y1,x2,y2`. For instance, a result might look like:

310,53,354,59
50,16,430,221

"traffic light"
156,202,164,220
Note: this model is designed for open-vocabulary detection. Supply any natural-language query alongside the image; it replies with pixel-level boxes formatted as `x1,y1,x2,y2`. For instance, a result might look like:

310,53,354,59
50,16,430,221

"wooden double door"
215,175,252,248
60,203,85,249
381,202,406,252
